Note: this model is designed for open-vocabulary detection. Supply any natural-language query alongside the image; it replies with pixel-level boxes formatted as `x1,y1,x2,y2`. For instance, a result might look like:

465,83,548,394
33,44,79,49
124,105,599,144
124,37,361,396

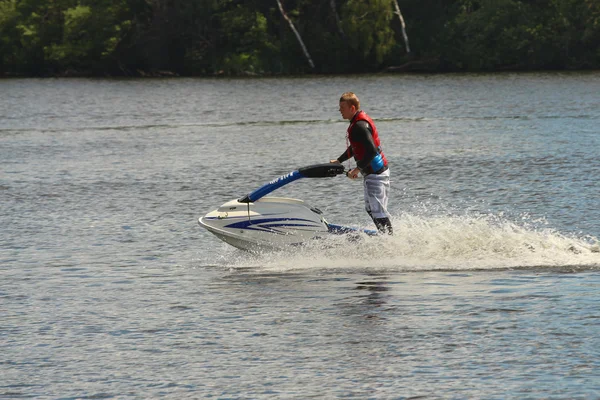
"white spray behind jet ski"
199,163,377,251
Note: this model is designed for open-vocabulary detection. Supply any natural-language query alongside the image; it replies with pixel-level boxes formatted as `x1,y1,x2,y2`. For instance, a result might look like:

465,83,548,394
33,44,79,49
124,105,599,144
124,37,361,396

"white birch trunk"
276,0,315,69
329,0,345,38
393,0,411,54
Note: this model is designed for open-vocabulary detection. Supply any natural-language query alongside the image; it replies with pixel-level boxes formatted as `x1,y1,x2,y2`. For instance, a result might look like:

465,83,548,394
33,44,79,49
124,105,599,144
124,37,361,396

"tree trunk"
276,0,315,70
329,0,346,39
392,0,410,54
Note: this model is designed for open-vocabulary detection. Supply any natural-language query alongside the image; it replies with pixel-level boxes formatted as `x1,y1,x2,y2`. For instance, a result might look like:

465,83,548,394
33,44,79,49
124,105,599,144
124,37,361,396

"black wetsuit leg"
373,217,393,235
367,205,393,235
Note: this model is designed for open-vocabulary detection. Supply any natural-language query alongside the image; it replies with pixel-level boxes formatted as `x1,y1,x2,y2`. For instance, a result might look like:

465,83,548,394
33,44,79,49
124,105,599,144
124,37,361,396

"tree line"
1,0,599,77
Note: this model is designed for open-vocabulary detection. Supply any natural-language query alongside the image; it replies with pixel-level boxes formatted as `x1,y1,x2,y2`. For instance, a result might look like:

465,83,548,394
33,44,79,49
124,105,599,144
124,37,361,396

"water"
1,73,600,398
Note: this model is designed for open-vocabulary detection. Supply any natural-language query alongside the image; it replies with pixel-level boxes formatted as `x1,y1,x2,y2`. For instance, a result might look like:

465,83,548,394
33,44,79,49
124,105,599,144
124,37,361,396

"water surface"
1,73,600,398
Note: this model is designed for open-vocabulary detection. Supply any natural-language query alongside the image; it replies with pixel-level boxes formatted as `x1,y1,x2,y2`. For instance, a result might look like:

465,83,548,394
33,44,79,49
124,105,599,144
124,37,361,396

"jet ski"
198,163,377,251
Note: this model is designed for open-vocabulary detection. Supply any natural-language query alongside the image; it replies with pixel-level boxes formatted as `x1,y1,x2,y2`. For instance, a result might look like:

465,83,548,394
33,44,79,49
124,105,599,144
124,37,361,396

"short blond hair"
339,92,360,109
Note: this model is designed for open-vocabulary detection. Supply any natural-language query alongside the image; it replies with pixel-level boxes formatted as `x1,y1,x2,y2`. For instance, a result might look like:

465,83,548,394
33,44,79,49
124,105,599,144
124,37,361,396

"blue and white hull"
199,197,330,251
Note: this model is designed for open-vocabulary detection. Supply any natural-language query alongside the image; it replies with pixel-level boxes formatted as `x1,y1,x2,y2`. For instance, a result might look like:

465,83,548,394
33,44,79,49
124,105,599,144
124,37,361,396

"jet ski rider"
330,92,393,235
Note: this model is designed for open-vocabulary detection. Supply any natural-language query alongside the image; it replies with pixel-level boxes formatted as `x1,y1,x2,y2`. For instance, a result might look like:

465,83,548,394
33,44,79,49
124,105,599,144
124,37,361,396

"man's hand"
347,168,360,180
329,159,340,164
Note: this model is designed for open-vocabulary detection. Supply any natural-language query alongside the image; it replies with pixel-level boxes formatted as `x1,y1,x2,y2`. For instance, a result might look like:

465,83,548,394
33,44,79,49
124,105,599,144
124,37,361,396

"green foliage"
341,0,396,69
0,0,133,75
46,5,93,67
45,1,132,74
446,0,532,69
0,0,599,76
444,0,600,70
0,0,21,73
214,5,276,74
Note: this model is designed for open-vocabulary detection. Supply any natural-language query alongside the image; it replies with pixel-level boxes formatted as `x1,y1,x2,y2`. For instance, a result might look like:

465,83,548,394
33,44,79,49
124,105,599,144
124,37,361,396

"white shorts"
363,169,391,219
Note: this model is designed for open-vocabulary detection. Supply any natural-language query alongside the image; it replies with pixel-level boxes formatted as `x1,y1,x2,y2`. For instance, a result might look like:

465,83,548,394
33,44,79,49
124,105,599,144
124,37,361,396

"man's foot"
374,217,393,235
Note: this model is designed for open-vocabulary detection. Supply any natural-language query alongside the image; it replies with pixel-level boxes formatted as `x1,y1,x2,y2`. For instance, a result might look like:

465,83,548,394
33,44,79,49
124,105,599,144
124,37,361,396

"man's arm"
336,146,353,163
351,120,378,170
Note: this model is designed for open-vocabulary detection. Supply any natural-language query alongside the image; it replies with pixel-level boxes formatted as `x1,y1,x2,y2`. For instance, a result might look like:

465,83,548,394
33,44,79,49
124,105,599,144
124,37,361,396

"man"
330,92,393,235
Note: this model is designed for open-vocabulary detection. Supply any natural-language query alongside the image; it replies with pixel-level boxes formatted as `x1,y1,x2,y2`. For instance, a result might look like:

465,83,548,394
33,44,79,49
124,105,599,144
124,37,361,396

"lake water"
1,73,599,398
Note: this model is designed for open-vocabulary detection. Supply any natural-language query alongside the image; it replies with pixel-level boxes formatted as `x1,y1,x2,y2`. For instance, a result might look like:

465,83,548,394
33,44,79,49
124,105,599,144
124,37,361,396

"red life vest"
346,111,388,173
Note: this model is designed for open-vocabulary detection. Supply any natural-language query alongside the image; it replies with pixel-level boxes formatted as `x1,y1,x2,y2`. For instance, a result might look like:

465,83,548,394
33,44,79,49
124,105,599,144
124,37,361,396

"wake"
220,213,600,273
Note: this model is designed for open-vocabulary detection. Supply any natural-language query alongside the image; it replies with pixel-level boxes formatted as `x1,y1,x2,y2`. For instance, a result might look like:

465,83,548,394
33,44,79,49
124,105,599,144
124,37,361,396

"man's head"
339,92,360,120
